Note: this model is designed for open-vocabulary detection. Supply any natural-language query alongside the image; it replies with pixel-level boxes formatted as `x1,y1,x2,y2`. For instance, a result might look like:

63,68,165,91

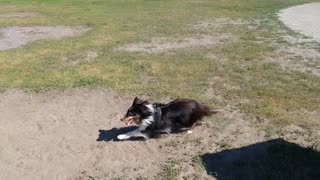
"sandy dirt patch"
192,18,254,28
191,18,259,31
278,3,320,42
63,51,99,66
118,35,231,53
0,89,318,179
0,89,271,179
0,26,91,51
0,89,133,180
0,5,20,10
0,12,41,18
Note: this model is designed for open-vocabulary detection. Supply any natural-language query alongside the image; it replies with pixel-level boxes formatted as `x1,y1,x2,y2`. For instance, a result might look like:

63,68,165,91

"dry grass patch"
63,50,99,66
191,18,260,31
0,12,41,18
117,34,232,53
0,26,91,51
265,32,320,76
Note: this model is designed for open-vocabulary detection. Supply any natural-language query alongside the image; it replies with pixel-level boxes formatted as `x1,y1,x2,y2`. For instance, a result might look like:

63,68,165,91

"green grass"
0,0,320,127
192,155,206,172
158,161,182,180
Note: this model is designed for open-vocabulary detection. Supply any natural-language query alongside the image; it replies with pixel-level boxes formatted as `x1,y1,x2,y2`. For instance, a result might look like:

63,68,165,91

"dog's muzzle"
121,116,135,126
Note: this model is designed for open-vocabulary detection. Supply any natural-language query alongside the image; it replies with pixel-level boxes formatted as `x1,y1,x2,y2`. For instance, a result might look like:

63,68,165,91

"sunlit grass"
0,0,319,126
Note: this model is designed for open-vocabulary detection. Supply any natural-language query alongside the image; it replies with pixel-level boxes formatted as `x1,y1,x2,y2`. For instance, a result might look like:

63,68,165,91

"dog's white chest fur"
117,104,155,140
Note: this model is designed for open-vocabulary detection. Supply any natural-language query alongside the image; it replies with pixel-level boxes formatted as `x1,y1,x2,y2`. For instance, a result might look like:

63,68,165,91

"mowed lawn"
0,0,320,128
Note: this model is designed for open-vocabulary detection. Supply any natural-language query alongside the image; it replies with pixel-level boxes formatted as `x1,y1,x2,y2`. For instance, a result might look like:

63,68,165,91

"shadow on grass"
201,138,320,180
97,126,145,142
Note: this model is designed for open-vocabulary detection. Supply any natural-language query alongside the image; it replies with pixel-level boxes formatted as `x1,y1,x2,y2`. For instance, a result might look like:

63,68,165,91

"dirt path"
278,3,320,42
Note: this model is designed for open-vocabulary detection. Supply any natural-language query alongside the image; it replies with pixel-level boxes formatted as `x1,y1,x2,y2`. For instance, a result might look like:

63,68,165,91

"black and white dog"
117,97,219,140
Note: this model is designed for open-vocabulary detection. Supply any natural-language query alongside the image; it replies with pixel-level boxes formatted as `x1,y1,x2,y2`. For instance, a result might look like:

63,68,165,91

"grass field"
1,0,320,179
1,0,319,125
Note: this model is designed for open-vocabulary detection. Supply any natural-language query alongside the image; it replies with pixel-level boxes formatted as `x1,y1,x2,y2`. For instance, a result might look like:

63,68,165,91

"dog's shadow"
97,127,144,142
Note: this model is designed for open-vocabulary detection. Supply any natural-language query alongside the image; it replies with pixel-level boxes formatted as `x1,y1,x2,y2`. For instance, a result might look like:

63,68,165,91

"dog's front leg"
117,129,148,140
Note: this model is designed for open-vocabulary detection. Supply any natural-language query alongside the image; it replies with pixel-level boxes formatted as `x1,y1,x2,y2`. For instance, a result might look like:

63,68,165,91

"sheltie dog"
117,97,219,140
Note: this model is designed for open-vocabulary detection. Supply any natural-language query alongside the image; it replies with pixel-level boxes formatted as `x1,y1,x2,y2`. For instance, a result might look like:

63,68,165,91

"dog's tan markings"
121,115,140,126
122,116,134,126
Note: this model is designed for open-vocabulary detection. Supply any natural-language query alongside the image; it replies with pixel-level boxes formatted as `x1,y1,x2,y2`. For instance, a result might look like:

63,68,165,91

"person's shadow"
97,127,144,142
201,138,320,180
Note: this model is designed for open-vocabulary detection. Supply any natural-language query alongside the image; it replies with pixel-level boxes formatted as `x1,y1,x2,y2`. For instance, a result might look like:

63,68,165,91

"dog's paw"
187,130,193,134
117,134,130,140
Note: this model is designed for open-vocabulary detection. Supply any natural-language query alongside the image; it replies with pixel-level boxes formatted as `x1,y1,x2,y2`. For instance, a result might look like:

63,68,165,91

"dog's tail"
198,104,222,116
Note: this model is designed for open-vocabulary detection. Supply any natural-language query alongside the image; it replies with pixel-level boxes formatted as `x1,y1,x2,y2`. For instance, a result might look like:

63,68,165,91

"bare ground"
0,89,263,179
1,89,318,179
0,89,133,180
0,26,91,51
117,35,232,53
191,18,259,30
0,12,41,18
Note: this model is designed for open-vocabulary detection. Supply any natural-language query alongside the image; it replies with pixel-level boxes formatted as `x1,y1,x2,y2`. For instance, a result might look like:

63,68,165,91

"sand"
0,89,268,179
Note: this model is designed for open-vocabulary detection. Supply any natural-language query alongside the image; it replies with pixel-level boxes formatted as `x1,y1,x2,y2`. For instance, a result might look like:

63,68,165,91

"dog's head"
121,97,151,126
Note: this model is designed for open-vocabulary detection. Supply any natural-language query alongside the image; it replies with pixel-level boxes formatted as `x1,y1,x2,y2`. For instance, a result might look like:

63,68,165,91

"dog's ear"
133,97,148,105
141,99,149,105
133,97,143,105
